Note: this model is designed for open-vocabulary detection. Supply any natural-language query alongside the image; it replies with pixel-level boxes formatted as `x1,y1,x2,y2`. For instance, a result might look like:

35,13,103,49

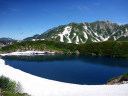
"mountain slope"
24,21,128,44
0,37,17,41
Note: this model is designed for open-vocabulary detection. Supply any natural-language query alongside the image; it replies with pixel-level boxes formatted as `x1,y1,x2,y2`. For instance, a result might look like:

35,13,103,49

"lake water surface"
3,55,128,85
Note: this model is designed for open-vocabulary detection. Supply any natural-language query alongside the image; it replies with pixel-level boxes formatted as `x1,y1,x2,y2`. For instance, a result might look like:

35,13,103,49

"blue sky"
0,0,128,40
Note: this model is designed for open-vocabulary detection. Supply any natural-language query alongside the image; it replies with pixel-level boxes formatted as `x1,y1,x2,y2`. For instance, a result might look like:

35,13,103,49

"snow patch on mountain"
32,39,45,41
76,36,79,44
83,25,87,30
72,33,76,39
126,28,128,33
125,32,128,37
104,36,110,41
94,38,100,42
80,38,84,43
83,22,88,30
83,32,88,40
92,39,97,42
58,26,72,43
93,32,99,37
24,21,128,44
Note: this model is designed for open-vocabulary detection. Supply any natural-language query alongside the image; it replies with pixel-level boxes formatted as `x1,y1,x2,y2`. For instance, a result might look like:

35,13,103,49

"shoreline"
0,51,55,56
0,59,128,96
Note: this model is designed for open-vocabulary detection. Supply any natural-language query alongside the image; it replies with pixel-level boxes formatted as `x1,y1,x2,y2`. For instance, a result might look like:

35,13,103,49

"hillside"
0,37,17,41
24,21,128,44
0,40,128,58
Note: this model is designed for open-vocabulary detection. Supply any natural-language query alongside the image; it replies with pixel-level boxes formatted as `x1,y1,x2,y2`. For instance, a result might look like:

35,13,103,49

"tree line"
0,40,128,57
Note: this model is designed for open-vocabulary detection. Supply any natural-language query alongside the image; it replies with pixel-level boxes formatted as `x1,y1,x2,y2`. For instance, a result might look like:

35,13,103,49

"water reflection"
3,55,128,68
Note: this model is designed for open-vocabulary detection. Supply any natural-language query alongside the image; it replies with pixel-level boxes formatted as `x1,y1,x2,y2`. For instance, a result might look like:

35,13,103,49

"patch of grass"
108,76,118,82
120,72,128,81
2,91,25,96
107,72,128,84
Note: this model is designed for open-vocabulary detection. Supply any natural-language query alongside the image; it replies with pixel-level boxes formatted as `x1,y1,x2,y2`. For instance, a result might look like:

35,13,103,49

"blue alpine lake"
2,55,128,85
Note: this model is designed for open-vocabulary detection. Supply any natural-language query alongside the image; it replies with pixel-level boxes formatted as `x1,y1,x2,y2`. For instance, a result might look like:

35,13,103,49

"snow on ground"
0,51,55,56
0,59,128,96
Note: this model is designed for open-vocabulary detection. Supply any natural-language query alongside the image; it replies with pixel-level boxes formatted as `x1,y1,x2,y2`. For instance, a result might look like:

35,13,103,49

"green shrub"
0,76,22,93
0,76,16,92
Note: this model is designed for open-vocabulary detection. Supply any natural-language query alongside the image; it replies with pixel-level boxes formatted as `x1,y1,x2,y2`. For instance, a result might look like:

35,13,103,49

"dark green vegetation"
0,76,27,96
0,40,77,54
107,72,128,84
0,76,17,92
78,41,128,57
1,92,26,96
0,41,45,53
0,40,128,58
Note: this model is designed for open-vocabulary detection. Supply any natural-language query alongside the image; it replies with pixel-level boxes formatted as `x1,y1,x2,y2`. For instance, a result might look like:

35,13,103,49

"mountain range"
0,37,17,41
24,20,128,44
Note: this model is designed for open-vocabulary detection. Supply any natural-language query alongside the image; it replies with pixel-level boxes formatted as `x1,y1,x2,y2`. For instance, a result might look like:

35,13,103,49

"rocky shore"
106,72,128,85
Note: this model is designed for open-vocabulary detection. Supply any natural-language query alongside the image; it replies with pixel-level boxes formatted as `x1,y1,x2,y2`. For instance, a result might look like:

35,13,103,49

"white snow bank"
0,51,55,56
0,59,128,96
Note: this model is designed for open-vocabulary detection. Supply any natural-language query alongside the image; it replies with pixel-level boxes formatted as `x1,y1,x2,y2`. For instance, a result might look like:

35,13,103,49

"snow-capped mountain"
24,20,128,44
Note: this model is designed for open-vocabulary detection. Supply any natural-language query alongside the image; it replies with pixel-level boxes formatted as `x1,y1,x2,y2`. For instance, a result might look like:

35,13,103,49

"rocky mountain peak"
24,21,128,44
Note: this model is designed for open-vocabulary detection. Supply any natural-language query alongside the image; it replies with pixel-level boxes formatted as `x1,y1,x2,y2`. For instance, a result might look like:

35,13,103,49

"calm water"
3,55,128,85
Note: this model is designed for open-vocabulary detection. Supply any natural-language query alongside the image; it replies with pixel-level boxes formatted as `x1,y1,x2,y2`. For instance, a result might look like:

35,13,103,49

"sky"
0,0,128,40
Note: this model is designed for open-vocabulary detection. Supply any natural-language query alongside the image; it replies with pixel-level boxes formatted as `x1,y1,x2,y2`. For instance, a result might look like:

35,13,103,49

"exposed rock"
106,72,128,85
24,93,31,96
67,51,72,54
76,50,80,55
106,76,121,85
